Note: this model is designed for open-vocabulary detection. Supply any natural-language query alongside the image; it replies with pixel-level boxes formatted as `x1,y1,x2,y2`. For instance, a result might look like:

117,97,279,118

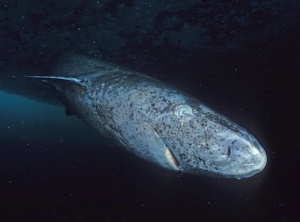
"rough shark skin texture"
28,54,267,179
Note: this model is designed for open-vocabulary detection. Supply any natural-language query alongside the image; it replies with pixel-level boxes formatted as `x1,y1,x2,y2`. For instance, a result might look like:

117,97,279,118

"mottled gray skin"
29,54,267,179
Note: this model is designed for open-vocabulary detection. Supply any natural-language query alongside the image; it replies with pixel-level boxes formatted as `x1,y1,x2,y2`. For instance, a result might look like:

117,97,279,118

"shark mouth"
165,147,181,170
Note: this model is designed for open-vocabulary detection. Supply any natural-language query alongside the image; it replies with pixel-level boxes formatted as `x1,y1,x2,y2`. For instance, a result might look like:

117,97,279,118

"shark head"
151,103,267,179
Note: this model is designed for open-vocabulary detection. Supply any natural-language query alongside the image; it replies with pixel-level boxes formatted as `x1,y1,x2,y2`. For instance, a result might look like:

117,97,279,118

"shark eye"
174,105,193,118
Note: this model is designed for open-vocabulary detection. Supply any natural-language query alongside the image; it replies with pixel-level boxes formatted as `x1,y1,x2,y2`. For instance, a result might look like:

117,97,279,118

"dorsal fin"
24,75,83,84
52,54,108,77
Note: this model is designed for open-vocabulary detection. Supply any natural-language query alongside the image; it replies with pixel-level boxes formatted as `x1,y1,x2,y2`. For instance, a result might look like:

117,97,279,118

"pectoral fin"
123,121,181,171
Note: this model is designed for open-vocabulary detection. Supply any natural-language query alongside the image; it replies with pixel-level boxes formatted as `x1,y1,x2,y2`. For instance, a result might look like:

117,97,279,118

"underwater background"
0,0,300,221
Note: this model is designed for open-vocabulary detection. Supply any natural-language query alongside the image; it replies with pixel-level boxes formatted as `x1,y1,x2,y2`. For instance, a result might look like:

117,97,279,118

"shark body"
26,54,267,179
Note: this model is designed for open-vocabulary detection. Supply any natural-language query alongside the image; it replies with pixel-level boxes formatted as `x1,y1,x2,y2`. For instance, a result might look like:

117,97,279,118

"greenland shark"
26,54,267,179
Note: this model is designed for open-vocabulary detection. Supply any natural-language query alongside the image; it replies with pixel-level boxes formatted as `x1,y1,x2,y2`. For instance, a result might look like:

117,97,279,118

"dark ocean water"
0,1,300,221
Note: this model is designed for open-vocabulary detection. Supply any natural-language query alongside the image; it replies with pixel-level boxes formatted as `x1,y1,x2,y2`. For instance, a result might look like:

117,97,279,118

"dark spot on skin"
179,154,187,160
